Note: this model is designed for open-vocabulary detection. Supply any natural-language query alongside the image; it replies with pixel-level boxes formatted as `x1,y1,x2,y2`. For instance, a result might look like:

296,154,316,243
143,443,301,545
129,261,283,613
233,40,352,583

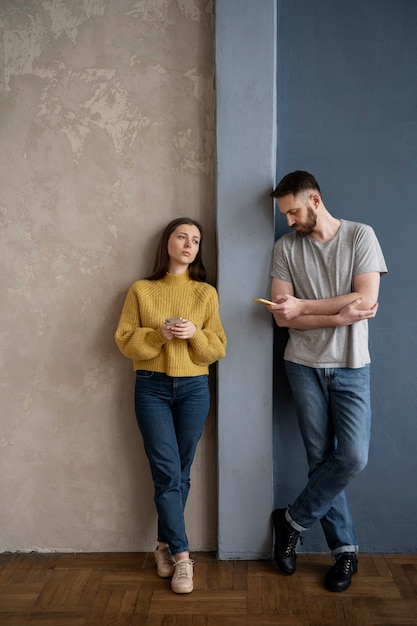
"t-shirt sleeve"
271,237,293,282
353,224,388,276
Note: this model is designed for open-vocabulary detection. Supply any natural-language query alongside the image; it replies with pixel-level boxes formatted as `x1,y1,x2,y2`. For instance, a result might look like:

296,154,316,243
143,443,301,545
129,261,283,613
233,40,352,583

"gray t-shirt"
271,219,388,368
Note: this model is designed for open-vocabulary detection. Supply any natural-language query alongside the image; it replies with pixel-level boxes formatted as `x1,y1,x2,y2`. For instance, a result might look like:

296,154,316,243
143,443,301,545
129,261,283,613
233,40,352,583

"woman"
115,217,226,594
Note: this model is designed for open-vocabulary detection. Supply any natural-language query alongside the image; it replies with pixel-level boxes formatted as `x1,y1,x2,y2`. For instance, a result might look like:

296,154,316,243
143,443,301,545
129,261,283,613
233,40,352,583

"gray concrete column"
216,0,277,559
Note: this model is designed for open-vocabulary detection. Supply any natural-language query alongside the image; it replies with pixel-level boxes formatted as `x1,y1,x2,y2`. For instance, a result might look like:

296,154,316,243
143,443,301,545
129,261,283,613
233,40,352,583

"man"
266,171,387,592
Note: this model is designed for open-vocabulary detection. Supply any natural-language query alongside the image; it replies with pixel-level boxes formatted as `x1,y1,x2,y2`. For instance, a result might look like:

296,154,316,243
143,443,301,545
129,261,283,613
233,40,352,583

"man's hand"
269,294,304,321
337,298,379,326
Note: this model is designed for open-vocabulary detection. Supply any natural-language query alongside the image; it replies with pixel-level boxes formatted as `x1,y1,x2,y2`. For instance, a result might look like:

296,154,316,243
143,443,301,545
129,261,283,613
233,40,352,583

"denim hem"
331,545,358,557
157,538,170,546
286,509,309,533
171,547,190,557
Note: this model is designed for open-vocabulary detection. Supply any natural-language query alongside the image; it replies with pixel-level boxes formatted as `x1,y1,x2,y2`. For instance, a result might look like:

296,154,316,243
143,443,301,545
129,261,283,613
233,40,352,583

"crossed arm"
269,272,381,329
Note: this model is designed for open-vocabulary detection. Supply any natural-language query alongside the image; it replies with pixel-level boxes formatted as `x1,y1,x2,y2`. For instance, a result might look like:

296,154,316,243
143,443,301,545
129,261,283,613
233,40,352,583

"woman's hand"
166,319,196,340
160,322,175,341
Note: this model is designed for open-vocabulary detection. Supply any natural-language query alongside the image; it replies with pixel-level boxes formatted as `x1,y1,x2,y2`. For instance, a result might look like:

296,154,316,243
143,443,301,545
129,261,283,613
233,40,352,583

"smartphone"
253,297,275,306
166,317,184,325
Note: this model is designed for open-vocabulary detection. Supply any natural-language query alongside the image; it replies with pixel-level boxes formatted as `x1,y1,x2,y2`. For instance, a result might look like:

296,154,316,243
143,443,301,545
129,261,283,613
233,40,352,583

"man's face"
277,193,317,237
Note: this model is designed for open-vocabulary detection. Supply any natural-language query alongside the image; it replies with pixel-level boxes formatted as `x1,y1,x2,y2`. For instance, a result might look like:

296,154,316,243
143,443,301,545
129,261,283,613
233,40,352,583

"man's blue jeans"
284,361,371,556
134,370,210,556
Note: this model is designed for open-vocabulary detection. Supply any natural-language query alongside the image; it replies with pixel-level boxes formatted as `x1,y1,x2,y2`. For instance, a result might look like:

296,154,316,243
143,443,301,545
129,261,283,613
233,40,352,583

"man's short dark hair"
271,170,321,199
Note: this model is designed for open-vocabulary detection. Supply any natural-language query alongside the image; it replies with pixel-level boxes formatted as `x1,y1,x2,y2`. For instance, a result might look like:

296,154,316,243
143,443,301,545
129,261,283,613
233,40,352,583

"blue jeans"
134,370,210,556
284,362,371,556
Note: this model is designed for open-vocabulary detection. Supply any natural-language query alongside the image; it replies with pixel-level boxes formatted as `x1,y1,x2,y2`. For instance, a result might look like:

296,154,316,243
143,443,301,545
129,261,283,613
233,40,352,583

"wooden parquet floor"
1,552,417,626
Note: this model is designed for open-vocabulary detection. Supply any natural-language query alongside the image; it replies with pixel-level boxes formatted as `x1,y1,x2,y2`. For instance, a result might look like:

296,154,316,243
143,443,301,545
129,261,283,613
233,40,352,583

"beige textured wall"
0,0,217,552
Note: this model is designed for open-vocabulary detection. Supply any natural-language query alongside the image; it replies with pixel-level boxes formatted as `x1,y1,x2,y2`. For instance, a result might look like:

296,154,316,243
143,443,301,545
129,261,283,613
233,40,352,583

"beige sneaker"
171,558,194,594
154,546,175,578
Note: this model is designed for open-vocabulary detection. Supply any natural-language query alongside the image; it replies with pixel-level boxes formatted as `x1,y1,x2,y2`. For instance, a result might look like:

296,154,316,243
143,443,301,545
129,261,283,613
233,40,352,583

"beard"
294,205,317,237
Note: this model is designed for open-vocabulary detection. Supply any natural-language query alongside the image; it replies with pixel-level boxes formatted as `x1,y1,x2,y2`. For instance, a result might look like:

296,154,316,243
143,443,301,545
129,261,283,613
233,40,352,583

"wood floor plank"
369,553,393,577
385,560,417,599
83,587,112,625
0,582,43,608
349,598,375,626
246,569,264,616
208,618,307,626
0,612,85,626
132,588,153,617
404,563,417,595
364,598,417,624
149,589,247,615
0,554,25,583
193,553,209,592
0,554,15,572
281,574,308,614
36,568,72,607
0,552,416,625
260,574,280,614
231,559,248,591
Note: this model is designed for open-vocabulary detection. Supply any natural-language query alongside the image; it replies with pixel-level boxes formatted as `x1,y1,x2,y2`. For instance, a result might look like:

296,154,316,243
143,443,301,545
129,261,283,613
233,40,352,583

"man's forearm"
273,312,341,330
298,292,360,316
270,273,380,322
273,298,378,329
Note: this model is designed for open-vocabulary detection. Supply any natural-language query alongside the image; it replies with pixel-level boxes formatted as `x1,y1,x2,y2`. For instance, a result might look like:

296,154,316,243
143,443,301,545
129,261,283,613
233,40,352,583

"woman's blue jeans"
284,362,371,556
134,370,210,556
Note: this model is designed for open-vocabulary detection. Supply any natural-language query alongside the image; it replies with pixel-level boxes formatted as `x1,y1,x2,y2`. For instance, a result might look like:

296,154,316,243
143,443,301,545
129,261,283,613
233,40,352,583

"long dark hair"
146,217,207,282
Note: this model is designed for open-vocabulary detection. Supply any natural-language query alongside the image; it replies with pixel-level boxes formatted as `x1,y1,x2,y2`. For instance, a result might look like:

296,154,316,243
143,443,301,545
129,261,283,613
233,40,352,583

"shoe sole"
325,578,354,592
171,582,193,594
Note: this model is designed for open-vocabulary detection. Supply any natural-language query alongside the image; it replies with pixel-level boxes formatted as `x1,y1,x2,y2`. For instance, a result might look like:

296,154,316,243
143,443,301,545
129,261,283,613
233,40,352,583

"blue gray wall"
273,0,417,553
217,0,417,557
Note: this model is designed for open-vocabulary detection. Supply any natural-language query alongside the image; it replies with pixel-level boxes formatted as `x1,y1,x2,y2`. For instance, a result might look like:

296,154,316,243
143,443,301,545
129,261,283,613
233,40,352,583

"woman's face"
167,223,201,273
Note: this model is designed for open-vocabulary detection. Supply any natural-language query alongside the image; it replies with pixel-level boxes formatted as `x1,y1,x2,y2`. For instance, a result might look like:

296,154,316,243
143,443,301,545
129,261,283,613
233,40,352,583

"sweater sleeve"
114,285,167,361
188,288,227,365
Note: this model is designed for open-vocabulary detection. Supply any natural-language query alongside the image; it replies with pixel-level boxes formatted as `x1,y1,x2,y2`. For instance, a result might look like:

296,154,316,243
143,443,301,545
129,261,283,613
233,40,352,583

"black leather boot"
272,508,301,575
324,553,358,592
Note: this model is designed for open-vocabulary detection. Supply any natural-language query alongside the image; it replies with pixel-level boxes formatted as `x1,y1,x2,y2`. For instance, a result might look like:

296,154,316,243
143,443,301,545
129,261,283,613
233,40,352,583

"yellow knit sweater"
115,272,227,377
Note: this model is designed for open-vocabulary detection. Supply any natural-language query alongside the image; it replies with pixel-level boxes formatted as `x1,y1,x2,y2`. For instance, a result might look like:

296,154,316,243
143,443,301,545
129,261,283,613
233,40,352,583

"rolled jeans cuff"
286,510,308,533
331,545,358,558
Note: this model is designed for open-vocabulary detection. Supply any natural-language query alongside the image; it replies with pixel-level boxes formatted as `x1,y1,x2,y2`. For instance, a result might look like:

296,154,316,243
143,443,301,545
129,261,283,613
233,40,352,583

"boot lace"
283,531,303,557
335,554,356,574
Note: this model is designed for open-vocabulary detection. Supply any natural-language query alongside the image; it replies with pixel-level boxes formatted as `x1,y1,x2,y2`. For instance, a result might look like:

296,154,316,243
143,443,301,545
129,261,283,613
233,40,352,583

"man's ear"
310,192,320,209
